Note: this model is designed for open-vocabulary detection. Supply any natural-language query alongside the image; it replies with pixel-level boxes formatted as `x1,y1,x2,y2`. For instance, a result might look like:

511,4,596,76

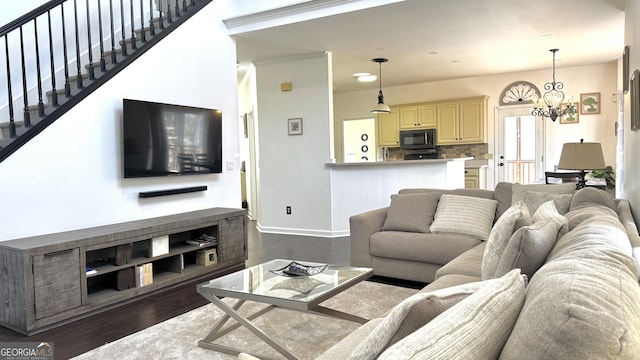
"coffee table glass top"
197,259,372,305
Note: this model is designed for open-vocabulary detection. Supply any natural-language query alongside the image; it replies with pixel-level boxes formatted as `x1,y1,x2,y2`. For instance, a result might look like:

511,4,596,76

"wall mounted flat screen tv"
123,99,222,178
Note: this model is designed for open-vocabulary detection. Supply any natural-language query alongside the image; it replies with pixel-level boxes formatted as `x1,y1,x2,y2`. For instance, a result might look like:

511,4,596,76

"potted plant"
589,165,615,192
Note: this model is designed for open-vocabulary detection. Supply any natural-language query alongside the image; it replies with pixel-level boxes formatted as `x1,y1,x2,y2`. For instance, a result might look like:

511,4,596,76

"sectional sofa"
315,183,640,359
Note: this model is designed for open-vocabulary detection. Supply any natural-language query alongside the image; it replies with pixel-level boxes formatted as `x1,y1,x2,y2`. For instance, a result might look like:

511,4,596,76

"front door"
496,106,545,184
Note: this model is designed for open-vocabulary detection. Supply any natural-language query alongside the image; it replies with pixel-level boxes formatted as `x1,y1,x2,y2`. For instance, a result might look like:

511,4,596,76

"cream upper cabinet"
377,108,400,147
436,96,487,145
399,105,436,129
436,103,459,144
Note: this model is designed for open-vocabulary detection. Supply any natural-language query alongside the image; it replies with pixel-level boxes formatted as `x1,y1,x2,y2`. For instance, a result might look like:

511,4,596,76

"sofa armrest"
349,207,388,267
617,199,640,279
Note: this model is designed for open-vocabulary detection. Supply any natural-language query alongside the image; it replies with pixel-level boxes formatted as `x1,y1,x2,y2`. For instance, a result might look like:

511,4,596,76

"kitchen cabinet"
436,96,487,145
399,104,436,129
377,108,400,147
465,167,487,189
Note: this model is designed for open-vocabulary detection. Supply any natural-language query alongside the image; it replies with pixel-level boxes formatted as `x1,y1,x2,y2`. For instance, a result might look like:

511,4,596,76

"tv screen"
122,99,222,178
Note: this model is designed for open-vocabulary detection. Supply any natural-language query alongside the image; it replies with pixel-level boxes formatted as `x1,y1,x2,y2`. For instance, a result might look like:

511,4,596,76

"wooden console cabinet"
0,207,247,335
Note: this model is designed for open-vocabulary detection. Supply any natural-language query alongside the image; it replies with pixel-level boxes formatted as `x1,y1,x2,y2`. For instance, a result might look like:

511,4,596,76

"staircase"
0,0,213,163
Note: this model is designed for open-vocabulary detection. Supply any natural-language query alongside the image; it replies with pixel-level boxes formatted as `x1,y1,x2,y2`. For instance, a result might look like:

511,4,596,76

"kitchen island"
325,157,470,236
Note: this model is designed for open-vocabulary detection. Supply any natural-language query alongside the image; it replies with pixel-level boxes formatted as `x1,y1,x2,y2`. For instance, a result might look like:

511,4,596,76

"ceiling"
229,0,626,93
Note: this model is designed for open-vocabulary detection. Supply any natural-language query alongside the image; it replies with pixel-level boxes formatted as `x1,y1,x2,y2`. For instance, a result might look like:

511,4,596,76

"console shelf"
0,207,247,335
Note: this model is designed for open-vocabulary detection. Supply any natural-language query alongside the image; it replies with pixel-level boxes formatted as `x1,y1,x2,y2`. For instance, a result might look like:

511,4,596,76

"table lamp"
557,139,606,189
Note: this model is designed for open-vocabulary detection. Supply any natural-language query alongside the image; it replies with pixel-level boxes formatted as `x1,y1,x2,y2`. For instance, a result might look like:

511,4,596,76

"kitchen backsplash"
385,143,490,161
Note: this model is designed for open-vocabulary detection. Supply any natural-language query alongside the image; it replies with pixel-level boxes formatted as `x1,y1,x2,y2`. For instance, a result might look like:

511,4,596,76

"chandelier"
531,49,577,121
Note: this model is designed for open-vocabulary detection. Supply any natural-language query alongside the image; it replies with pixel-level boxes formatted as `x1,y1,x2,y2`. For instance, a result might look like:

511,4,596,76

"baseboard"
256,225,349,238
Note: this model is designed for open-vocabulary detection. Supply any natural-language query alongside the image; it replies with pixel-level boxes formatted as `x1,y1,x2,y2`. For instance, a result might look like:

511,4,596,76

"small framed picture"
559,104,579,124
580,93,601,115
288,118,303,135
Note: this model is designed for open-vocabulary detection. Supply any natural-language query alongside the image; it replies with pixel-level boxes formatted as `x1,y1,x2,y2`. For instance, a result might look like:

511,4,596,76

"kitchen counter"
325,157,470,236
325,157,471,167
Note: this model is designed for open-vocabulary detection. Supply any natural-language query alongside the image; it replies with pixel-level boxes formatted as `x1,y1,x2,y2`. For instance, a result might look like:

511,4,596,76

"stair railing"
0,0,211,162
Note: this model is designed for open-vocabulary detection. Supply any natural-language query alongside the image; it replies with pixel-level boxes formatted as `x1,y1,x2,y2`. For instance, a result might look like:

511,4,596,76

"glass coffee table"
196,259,373,360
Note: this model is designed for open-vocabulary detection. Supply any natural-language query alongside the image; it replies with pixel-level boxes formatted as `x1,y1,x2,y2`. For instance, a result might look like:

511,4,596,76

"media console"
0,207,247,335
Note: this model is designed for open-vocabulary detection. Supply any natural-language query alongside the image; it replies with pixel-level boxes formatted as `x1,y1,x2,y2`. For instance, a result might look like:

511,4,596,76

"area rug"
71,281,417,360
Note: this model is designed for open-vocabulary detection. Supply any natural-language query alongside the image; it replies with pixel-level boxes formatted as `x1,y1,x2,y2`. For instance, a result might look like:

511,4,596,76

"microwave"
399,129,436,150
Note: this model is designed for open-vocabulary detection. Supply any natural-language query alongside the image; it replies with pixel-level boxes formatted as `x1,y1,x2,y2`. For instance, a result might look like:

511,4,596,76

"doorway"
342,118,377,162
496,106,545,184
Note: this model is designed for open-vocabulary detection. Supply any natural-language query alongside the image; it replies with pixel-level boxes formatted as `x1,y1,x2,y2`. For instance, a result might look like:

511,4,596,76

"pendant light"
371,58,391,113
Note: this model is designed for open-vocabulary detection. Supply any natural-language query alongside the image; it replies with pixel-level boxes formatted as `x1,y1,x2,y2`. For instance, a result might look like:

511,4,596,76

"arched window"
499,81,541,106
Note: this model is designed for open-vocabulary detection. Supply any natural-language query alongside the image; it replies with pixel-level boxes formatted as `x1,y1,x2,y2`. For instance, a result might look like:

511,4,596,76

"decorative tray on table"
269,261,328,277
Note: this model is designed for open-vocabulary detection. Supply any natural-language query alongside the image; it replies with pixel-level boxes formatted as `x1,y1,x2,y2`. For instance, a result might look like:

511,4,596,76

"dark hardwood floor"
0,221,354,359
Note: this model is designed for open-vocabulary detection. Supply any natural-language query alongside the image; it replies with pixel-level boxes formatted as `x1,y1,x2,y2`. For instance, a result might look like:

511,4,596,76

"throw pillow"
378,269,526,360
381,193,439,233
532,200,569,238
494,206,568,278
521,190,573,215
429,194,498,241
346,279,496,360
481,201,532,280
511,182,575,205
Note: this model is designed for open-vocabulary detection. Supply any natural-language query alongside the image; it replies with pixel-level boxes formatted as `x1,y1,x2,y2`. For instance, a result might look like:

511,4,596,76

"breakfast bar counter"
325,157,470,236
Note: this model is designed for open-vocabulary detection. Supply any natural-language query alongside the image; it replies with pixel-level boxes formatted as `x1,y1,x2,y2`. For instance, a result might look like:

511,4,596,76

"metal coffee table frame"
196,259,373,360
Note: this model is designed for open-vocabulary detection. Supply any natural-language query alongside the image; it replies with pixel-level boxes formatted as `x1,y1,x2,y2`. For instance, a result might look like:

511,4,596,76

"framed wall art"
632,69,640,131
580,93,601,115
624,45,630,94
559,104,579,124
288,118,303,135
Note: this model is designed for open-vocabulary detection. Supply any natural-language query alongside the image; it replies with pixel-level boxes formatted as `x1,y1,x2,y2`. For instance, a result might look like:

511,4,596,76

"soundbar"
139,186,208,198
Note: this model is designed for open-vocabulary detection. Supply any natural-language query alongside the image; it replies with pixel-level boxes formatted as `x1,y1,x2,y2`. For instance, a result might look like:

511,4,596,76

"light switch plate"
226,161,234,171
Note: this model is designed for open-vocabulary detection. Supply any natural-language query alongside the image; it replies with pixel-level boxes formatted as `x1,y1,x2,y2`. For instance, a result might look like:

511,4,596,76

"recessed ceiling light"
428,51,439,55
540,33,554,39
358,75,378,82
353,72,370,77
451,59,461,63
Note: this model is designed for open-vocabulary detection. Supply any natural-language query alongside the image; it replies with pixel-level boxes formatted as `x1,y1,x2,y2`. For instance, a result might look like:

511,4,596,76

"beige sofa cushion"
370,231,481,265
511,182,575,205
494,201,567,278
377,269,526,360
500,252,640,359
436,242,485,279
570,186,616,211
430,194,498,240
381,193,439,233
482,201,531,279
521,190,572,214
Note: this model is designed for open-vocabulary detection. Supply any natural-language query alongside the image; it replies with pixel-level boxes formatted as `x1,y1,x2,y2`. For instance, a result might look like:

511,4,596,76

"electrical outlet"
286,206,292,215
226,161,234,171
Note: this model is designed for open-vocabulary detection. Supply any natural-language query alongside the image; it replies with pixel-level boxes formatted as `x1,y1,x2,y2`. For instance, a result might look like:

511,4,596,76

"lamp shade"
557,142,606,170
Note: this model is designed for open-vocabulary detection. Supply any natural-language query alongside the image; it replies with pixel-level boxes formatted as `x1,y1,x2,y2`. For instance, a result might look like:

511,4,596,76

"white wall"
255,53,335,236
334,62,618,189
0,4,241,241
623,0,640,216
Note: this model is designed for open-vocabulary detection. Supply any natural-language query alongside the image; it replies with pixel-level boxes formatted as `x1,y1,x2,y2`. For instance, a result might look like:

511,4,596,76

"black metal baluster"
61,2,71,97
159,0,165,30
149,0,155,35
129,0,137,50
5,35,17,137
109,0,117,64
74,0,83,88
47,10,58,107
174,0,180,17
120,0,127,56
19,26,30,127
182,0,187,13
139,0,146,42
34,19,45,117
97,0,106,71
86,0,95,80
166,0,172,24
